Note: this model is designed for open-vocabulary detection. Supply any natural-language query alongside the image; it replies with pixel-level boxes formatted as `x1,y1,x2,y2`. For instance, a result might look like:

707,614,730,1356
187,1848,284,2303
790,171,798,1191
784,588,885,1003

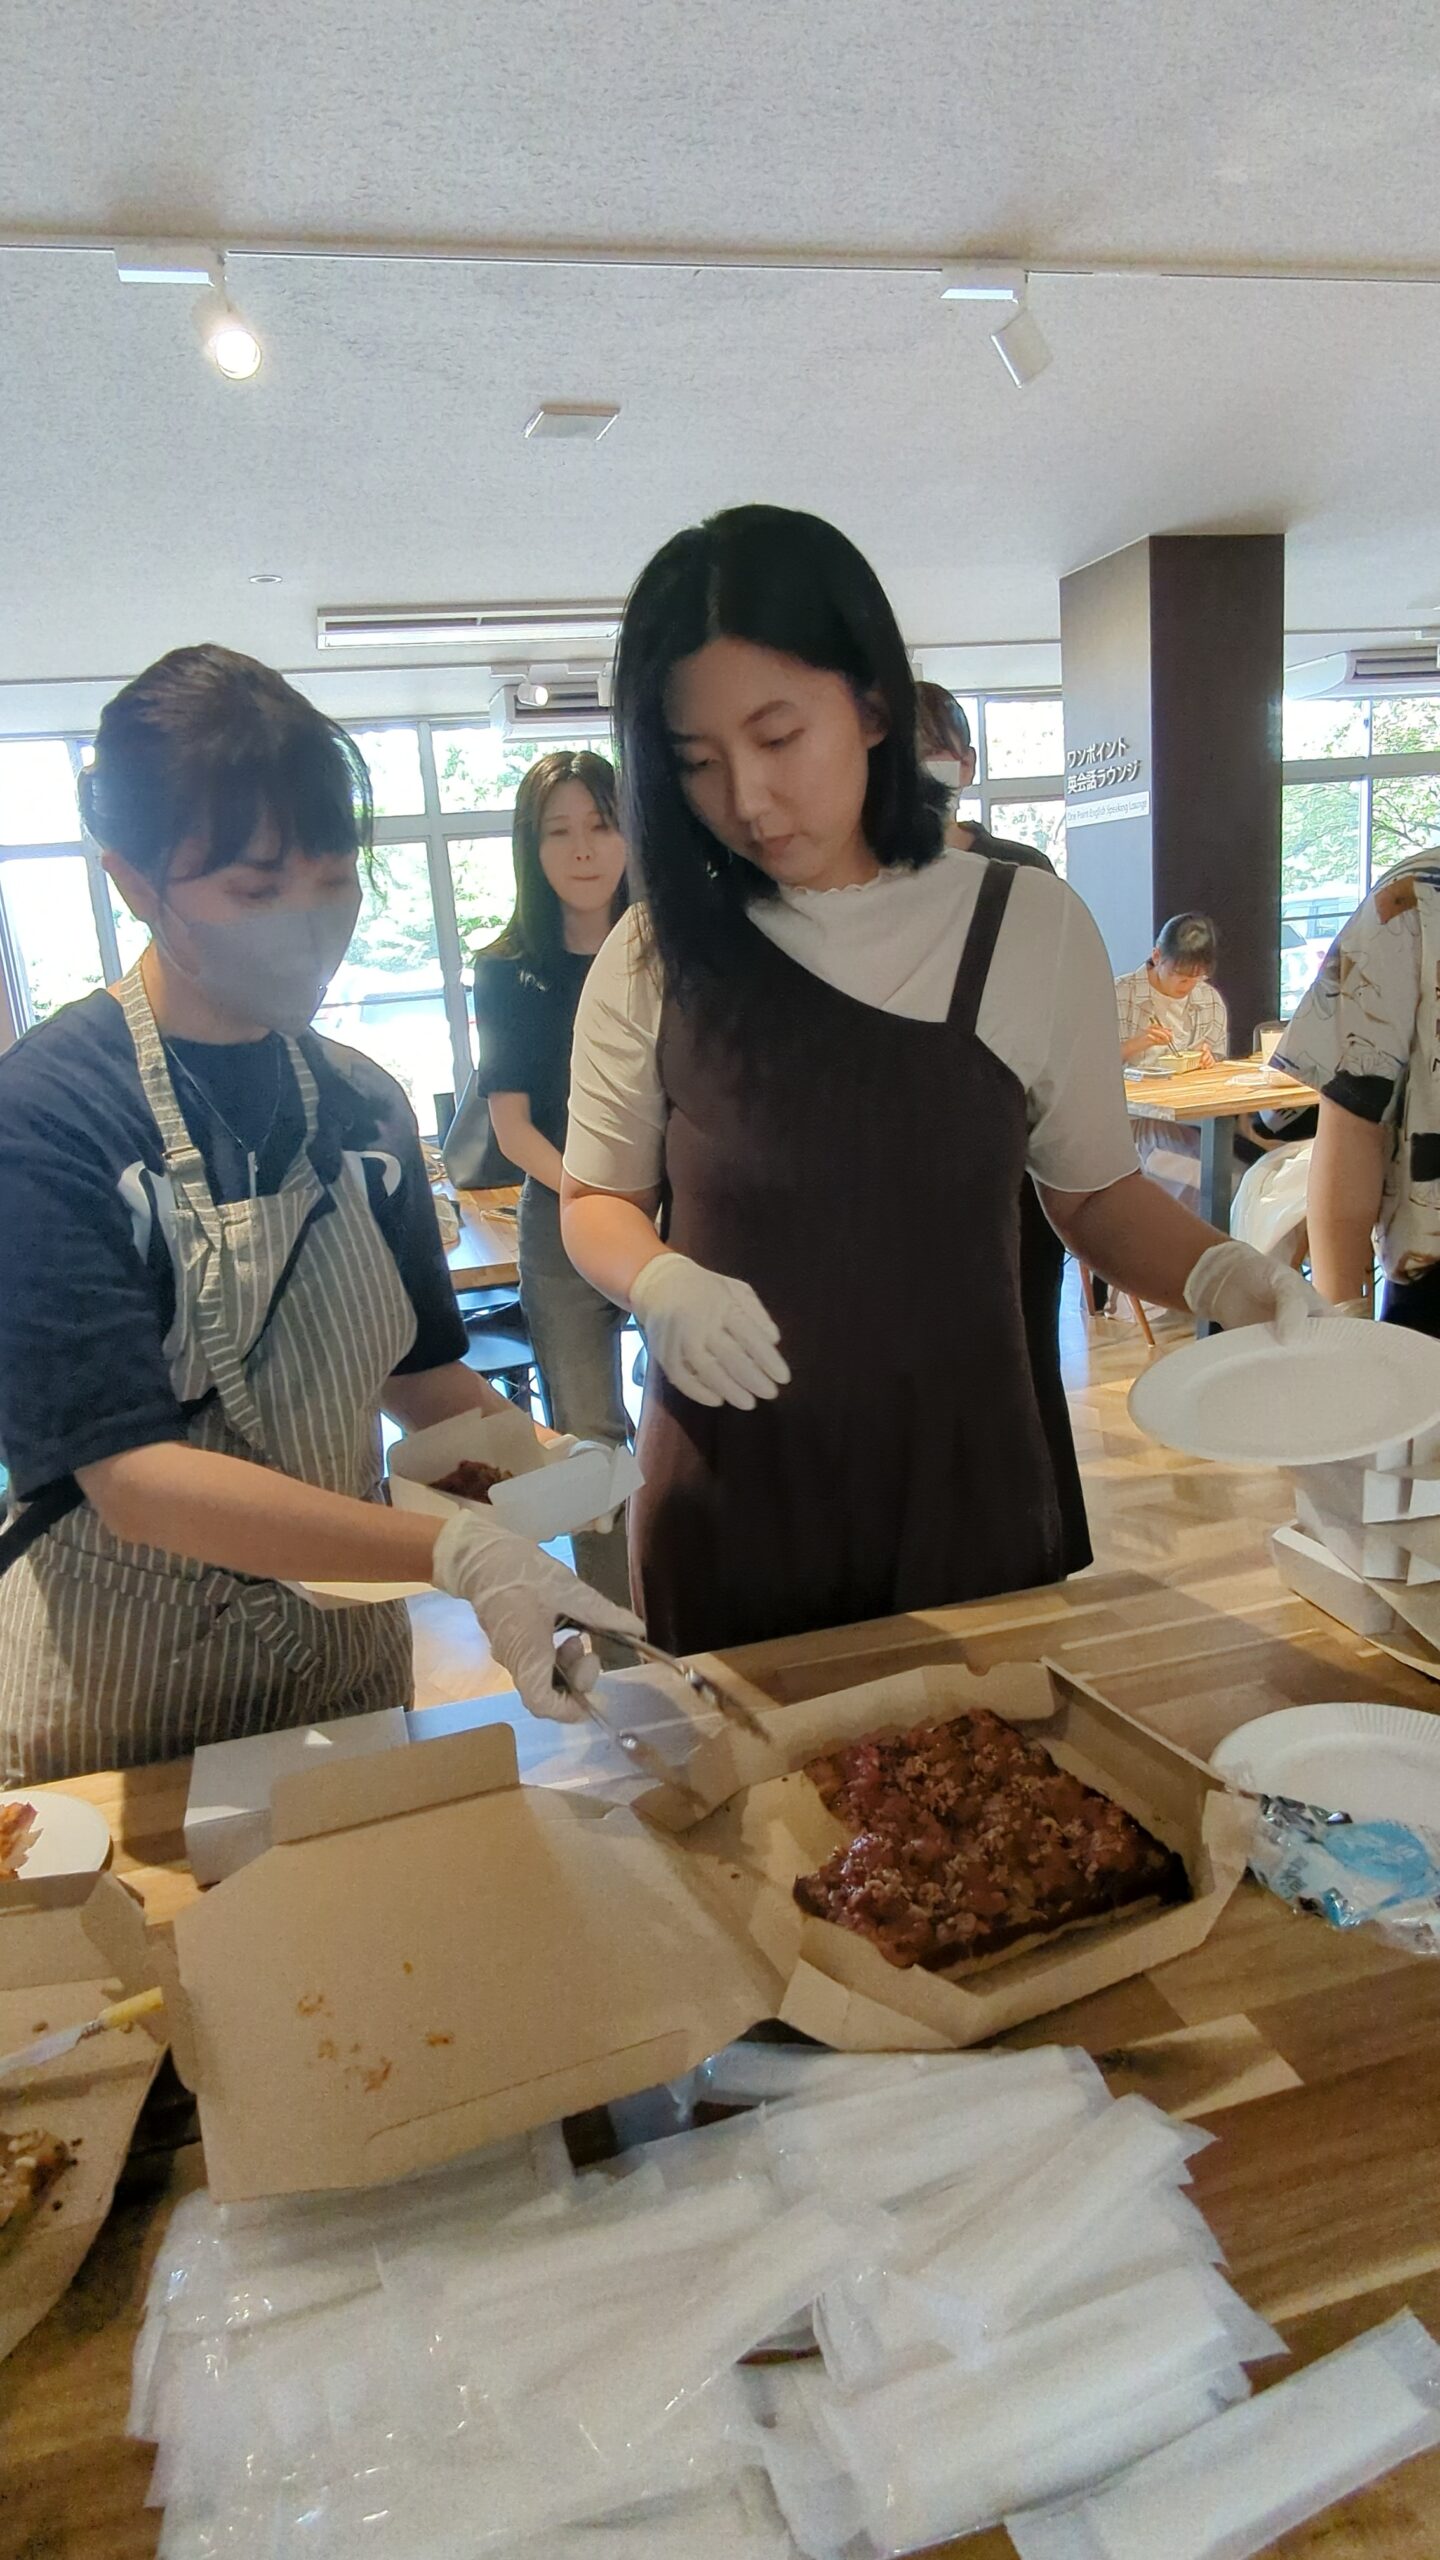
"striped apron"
0,966,417,1782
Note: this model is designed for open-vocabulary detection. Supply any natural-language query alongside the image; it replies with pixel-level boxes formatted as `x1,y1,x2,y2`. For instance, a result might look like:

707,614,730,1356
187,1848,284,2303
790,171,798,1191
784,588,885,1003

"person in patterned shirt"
1276,852,1440,1328
1115,916,1230,1203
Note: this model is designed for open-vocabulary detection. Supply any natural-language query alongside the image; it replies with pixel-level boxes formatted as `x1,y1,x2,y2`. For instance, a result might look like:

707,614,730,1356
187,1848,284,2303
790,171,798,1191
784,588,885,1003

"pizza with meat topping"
794,1711,1186,1970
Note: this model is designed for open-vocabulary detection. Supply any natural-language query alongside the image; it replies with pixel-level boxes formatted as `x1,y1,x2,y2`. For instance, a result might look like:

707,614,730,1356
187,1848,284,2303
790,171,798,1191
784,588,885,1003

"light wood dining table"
1125,1053,1317,1235
442,1182,522,1294
5,1549,1440,2558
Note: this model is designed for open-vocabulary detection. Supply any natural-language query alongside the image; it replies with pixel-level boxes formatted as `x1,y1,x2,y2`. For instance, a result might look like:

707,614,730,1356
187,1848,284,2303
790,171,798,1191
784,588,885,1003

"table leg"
1197,1115,1235,1337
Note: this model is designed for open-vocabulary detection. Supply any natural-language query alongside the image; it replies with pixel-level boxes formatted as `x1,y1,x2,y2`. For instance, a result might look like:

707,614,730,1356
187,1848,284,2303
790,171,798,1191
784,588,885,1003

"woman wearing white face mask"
0,647,636,1781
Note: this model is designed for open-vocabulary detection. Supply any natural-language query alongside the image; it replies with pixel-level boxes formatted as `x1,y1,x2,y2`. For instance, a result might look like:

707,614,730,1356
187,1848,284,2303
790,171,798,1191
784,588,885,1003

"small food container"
387,1404,642,1547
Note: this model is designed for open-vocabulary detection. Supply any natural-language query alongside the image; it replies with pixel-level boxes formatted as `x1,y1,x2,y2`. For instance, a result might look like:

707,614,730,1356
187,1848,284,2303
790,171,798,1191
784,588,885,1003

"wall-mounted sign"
1066,790,1151,830
1066,737,1144,796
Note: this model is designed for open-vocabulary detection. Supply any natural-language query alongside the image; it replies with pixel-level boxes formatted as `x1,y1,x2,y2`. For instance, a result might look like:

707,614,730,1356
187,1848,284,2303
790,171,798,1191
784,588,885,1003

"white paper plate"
0,1785,111,1881
289,1578,430,1608
1128,1323,1440,1466
1211,1702,1440,1826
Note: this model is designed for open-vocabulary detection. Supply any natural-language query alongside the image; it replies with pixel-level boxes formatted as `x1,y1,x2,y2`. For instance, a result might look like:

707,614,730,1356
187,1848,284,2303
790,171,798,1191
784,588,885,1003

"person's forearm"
1040,1170,1221,1308
1118,1031,1153,1066
77,1443,443,1583
384,1359,507,1432
1306,1099,1384,1303
488,1095,566,1192
560,1175,665,1308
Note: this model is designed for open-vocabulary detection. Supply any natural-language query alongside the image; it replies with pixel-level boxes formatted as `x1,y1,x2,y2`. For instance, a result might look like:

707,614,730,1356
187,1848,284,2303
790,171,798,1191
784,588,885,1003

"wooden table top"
444,1182,521,1292
1125,1054,1316,1122
7,1562,1440,2557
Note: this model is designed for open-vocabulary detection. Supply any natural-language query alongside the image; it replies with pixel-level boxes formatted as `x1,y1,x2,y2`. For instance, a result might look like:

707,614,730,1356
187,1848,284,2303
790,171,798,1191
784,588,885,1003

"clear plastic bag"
1006,2310,1440,2560
493,2200,894,2468
906,2095,1213,2344
801,2264,1281,2555
764,2049,1108,2209
1249,1797,1440,1956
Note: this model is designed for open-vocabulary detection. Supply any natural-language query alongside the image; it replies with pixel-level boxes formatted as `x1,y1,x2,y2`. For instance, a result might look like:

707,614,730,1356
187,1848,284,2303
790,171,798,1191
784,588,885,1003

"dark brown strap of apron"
947,857,1016,1038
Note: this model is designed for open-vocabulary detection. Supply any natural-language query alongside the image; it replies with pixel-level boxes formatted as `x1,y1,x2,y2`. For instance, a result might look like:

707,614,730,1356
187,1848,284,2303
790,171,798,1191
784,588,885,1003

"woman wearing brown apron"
561,507,1327,1657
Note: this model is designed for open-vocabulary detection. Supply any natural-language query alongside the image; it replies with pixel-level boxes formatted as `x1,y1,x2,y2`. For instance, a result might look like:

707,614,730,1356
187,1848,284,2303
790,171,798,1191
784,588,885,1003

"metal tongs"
562,1620,770,1739
551,1619,771,1813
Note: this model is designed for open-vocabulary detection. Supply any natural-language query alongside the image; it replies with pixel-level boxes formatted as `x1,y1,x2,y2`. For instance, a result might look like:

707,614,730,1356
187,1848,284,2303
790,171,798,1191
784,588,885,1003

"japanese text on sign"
1067,737,1143,796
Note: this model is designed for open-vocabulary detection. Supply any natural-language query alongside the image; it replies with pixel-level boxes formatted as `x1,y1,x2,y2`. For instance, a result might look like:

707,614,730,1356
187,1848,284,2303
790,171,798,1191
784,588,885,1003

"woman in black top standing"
473,752,633,1605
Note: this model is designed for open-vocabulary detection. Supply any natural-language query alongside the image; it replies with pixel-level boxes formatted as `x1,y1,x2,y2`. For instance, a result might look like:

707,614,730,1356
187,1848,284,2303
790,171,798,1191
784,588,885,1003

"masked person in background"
914,680,1089,1574
0,647,636,1782
559,505,1325,1657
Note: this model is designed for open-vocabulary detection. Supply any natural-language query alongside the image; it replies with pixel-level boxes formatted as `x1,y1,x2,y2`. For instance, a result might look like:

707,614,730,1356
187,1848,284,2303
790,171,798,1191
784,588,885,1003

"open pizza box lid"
153,1656,1251,2202
0,1871,166,2362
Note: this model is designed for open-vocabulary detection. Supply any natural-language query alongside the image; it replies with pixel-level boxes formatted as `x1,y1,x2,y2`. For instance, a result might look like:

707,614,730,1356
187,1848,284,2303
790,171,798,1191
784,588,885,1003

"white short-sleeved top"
563,850,1141,1199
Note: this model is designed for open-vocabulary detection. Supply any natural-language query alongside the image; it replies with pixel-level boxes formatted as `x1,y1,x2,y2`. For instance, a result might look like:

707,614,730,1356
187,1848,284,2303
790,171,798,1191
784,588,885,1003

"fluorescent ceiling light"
113,241,216,287
317,604,624,651
940,262,1026,303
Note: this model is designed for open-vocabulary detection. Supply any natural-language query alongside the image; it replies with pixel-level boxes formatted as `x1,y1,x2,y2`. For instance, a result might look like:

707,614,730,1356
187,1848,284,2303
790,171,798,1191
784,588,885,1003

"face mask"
924,756,964,790
157,887,361,1035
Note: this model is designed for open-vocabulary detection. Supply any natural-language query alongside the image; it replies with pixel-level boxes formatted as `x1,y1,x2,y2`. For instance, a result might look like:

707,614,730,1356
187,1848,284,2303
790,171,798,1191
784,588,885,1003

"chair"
458,1286,540,1409
1230,1140,1312,1267
1078,1264,1155,1348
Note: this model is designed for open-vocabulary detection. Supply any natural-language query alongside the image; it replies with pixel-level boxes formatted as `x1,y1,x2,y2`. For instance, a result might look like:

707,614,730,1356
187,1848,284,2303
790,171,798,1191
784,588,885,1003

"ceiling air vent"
489,669,612,734
316,603,624,652
1287,644,1440,700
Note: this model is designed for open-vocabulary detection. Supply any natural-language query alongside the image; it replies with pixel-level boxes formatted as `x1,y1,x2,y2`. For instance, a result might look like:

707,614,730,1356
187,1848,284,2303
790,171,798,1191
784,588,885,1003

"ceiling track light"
939,261,1052,386
990,295,1052,388
192,259,264,380
115,242,263,380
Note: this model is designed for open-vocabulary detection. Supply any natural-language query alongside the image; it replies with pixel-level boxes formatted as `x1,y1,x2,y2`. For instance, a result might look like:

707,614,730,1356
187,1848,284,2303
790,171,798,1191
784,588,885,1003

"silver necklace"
165,1037,286,1201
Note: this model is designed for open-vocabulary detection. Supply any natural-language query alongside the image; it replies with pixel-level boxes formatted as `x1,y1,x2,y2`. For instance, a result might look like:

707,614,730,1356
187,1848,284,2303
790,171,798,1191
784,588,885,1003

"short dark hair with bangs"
613,505,946,994
80,644,372,885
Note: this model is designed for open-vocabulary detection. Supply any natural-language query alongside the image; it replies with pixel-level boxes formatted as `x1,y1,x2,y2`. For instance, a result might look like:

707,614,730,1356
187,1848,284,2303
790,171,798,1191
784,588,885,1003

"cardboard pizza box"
151,1657,1250,2202
0,1871,166,2362
683,1660,1253,2052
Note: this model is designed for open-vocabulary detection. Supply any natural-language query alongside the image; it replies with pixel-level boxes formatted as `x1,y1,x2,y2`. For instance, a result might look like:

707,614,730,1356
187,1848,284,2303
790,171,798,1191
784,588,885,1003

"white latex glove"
630,1252,791,1411
431,1510,642,1723
1183,1239,1334,1342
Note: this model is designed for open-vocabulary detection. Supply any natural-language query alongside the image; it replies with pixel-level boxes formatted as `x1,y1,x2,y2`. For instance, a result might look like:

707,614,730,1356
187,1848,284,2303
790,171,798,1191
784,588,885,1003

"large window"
967,696,1067,874
0,723,603,1131
1281,695,1440,1010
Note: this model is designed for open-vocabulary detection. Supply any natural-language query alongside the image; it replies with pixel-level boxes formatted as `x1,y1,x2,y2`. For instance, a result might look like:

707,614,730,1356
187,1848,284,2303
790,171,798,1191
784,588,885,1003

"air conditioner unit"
316,603,624,652
1287,644,1440,699
488,668,613,734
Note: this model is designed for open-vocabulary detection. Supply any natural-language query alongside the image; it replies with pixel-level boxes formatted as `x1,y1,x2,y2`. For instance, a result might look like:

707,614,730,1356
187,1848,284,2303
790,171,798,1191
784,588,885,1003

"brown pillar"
1059,534,1284,1047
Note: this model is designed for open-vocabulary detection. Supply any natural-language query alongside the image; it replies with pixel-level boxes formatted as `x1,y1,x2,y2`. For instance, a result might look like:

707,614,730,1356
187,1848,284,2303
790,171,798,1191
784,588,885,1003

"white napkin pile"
129,2044,1439,2560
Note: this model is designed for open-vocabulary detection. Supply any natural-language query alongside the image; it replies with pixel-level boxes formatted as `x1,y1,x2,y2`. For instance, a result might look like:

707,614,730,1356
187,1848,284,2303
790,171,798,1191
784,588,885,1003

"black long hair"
484,749,629,983
612,505,946,995
80,644,372,884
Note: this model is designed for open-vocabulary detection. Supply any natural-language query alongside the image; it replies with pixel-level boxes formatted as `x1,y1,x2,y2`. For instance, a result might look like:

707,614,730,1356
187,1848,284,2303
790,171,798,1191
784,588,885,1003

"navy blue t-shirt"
0,992,466,1500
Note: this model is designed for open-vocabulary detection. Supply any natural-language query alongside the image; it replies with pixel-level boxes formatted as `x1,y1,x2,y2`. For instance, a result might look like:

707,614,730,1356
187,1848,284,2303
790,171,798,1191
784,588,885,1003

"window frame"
0,694,1070,1107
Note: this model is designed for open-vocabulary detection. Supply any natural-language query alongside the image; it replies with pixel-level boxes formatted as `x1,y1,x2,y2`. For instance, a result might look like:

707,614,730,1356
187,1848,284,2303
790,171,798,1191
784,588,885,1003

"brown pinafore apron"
631,860,1066,1655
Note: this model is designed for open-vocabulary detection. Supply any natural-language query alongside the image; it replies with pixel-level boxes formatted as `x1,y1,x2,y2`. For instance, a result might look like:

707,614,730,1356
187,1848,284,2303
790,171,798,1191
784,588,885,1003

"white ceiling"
5,0,1440,706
